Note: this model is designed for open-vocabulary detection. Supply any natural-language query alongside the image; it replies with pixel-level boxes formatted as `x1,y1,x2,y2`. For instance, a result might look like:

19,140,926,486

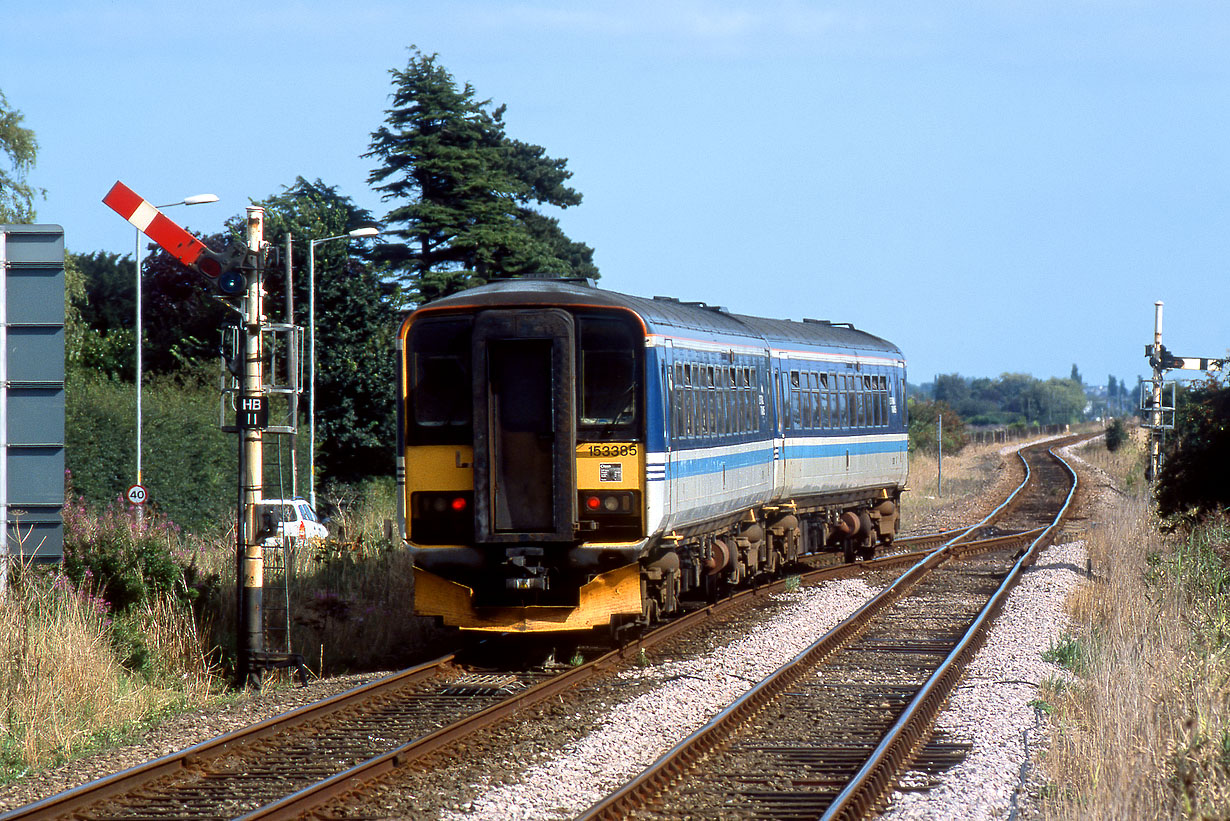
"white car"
256,498,328,546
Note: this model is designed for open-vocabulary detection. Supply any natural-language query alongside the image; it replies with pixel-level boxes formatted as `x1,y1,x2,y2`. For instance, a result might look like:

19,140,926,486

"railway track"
578,438,1082,820
7,438,1083,820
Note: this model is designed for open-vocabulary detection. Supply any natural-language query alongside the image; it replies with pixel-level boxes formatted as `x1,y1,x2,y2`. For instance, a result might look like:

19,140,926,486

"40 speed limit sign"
127,484,149,506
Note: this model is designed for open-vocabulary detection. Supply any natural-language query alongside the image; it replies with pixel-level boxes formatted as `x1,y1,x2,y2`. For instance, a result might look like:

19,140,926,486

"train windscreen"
578,316,639,430
408,315,473,444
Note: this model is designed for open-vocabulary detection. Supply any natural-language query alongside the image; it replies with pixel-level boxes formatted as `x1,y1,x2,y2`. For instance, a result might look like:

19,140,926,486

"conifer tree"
366,47,596,301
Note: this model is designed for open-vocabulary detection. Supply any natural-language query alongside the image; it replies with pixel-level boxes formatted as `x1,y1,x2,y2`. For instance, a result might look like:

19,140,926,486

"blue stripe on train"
666,438,906,479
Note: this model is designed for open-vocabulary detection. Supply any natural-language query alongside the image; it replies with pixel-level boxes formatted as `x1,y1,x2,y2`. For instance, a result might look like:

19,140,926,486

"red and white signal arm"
103,182,213,269
102,181,241,290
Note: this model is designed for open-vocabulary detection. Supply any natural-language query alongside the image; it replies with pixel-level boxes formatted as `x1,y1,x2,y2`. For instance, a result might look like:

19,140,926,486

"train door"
663,338,675,520
472,309,577,543
771,351,788,499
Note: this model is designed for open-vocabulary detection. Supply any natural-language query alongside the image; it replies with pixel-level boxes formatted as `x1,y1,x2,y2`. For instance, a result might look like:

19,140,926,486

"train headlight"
586,495,602,510
602,495,620,512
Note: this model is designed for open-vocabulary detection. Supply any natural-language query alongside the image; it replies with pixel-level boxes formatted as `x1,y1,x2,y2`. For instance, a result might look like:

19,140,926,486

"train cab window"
579,317,639,429
408,316,473,443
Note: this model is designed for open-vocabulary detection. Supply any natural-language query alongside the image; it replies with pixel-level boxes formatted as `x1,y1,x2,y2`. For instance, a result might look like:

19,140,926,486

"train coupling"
504,547,550,591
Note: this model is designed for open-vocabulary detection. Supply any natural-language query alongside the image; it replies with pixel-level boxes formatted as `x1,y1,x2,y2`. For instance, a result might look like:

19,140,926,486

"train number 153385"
585,443,639,457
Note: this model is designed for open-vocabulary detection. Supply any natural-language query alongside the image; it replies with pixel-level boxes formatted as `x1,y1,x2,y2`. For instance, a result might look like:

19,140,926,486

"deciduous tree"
254,178,400,482
0,90,40,222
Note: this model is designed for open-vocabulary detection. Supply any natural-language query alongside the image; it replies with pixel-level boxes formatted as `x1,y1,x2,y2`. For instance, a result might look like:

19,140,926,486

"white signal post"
238,206,266,689
1142,300,1225,481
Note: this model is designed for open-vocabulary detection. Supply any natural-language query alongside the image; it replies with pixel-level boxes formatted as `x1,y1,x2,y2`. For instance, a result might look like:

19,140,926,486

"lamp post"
135,193,218,510
307,227,379,509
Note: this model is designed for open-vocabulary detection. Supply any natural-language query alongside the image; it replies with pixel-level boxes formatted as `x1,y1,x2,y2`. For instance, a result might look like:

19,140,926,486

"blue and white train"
397,278,908,634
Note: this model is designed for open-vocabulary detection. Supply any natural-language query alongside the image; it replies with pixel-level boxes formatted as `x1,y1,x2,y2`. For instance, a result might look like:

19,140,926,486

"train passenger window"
673,364,684,438
718,371,728,440
707,367,717,435
408,316,473,440
579,318,639,427
684,378,694,438
838,375,849,428
880,376,890,428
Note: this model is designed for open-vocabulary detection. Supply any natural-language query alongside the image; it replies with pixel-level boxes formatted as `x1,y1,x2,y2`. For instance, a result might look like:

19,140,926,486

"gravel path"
880,538,1085,820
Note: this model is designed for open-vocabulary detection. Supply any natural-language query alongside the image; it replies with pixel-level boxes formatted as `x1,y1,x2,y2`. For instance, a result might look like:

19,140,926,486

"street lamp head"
182,193,220,206
348,227,379,238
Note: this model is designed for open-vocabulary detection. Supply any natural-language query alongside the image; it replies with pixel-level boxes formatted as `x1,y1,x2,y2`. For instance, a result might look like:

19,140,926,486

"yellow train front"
398,281,651,632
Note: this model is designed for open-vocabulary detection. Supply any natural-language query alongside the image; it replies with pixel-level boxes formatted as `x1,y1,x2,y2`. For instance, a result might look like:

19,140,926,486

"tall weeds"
0,570,214,779
1040,441,1230,817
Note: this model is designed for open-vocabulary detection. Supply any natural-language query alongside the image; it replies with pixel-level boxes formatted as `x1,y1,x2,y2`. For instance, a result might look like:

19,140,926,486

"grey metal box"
2,225,65,561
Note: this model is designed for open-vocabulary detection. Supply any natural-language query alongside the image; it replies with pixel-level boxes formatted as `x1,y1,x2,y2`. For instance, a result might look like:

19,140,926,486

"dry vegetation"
0,481,439,782
0,572,214,779
1038,433,1230,818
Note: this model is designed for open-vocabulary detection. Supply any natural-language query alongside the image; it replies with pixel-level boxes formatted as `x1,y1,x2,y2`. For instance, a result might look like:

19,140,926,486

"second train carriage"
397,278,908,633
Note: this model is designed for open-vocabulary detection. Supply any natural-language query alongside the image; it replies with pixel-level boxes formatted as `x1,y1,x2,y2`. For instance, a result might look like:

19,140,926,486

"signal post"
237,206,266,689
105,183,295,689
1142,300,1225,482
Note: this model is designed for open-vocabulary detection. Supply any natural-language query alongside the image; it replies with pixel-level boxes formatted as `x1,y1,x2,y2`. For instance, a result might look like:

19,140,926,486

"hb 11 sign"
238,394,268,430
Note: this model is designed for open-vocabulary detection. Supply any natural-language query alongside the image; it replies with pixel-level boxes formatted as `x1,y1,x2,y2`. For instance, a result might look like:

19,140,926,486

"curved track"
578,438,1083,820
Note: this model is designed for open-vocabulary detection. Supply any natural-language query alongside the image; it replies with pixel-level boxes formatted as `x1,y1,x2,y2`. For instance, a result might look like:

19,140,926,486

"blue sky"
3,1,1228,388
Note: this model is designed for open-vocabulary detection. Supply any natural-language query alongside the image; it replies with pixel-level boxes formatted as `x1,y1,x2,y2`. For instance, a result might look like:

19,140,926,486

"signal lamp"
217,270,247,296
197,256,222,278
451,496,467,512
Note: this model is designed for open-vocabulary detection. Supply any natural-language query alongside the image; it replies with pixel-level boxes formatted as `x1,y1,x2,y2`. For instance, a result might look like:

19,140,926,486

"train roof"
415,279,904,361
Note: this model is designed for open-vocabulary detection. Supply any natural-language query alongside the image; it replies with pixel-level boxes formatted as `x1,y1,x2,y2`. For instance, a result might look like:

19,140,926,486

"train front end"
398,286,650,632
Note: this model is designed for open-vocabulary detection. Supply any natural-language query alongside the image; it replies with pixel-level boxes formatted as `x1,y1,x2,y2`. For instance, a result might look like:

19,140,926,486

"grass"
0,478,443,784
1037,434,1230,818
901,438,1019,532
